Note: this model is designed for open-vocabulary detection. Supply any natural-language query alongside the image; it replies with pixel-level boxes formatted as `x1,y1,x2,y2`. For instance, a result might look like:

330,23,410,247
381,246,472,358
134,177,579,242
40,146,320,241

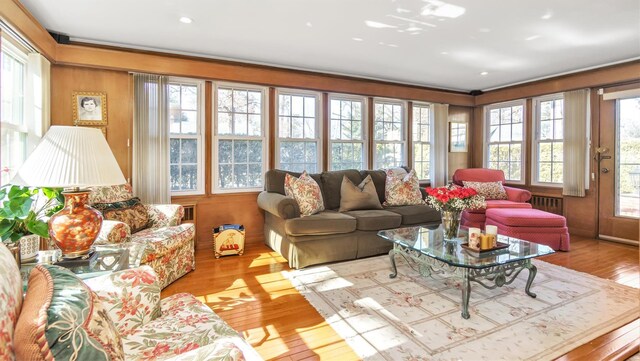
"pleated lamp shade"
11,126,126,187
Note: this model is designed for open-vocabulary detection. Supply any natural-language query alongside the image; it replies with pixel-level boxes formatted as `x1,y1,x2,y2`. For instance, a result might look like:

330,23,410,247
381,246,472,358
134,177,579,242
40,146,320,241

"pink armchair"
452,168,532,229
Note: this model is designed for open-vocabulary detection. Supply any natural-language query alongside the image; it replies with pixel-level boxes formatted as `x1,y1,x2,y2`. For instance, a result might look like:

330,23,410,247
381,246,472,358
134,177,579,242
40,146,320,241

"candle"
480,234,492,250
485,225,498,235
468,227,481,250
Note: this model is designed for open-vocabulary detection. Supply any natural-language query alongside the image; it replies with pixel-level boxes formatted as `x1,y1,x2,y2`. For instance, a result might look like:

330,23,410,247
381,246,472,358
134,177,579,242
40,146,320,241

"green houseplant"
0,185,63,244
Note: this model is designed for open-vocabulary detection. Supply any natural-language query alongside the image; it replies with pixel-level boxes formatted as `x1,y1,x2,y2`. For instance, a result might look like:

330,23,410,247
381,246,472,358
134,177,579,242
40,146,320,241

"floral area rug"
283,256,639,361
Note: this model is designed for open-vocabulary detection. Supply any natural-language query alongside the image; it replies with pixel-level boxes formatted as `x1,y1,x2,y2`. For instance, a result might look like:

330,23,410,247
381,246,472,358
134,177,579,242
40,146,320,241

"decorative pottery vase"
19,234,40,262
48,190,103,258
441,210,462,241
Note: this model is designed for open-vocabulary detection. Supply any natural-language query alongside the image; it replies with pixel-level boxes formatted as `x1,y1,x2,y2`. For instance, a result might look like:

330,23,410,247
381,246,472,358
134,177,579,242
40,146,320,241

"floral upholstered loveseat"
0,243,261,360
90,184,195,289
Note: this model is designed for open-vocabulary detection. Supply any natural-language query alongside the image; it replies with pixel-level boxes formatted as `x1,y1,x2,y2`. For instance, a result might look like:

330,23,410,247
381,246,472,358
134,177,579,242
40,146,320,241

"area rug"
283,256,640,361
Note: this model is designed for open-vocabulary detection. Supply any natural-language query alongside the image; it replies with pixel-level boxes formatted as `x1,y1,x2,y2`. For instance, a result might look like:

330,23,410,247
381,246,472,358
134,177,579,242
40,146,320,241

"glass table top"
377,225,555,269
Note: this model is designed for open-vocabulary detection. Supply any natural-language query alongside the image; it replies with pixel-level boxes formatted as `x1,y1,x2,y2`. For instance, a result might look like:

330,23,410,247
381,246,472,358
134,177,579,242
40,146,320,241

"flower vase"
441,210,462,241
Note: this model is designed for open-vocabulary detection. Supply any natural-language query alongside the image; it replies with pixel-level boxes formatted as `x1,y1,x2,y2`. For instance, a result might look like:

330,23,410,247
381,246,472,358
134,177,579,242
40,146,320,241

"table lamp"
11,126,126,258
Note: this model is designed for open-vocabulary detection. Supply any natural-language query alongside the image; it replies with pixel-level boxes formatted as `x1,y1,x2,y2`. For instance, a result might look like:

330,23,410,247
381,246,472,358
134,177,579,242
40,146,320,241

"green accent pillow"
93,197,150,233
14,264,124,361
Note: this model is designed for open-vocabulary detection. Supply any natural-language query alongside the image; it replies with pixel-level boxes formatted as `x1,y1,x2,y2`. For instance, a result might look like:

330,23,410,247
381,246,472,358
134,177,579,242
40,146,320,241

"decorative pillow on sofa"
384,169,425,206
14,264,124,361
284,173,295,197
290,171,325,217
93,197,149,233
462,181,508,200
339,175,383,212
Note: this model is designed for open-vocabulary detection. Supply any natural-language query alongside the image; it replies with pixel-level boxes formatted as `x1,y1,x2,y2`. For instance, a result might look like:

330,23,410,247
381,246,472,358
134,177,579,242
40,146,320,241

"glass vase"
441,210,462,241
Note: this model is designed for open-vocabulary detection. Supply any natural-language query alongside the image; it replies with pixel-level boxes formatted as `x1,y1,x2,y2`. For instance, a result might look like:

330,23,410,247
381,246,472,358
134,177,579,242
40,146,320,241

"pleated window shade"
562,89,590,197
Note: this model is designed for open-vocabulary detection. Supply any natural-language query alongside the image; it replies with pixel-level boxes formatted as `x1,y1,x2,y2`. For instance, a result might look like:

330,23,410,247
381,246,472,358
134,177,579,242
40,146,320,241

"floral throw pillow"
284,173,296,197
290,171,325,217
462,181,508,200
384,169,425,206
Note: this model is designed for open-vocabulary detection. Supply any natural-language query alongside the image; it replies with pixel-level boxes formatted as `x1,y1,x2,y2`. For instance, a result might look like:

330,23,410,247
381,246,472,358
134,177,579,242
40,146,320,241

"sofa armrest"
84,265,161,336
146,204,184,228
504,186,532,203
96,220,131,244
257,191,300,219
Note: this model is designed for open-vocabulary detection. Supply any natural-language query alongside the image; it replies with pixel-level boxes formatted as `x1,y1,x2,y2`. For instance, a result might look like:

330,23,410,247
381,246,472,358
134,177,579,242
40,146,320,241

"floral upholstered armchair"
89,184,195,289
0,243,261,361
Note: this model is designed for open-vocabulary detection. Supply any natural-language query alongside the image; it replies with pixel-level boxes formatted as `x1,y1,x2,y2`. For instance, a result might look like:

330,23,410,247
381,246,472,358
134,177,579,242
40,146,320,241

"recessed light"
480,71,489,76
352,37,364,42
526,35,541,41
365,20,397,29
541,12,553,20
179,17,192,24
441,51,449,55
306,22,313,27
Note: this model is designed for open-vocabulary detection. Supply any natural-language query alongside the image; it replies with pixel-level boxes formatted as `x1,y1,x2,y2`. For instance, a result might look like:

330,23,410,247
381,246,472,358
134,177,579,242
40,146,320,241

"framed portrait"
72,91,107,126
449,122,468,152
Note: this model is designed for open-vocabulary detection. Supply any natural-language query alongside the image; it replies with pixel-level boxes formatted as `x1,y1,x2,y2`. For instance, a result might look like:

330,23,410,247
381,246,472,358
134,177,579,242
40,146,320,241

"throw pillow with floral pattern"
462,181,508,200
384,169,425,206
291,171,325,217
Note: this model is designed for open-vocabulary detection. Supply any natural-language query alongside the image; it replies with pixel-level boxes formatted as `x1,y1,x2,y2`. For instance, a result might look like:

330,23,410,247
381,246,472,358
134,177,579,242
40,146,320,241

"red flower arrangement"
424,185,485,212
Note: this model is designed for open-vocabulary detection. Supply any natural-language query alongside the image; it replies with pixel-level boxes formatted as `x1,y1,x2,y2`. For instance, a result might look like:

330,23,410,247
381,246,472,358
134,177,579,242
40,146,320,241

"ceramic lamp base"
48,190,102,258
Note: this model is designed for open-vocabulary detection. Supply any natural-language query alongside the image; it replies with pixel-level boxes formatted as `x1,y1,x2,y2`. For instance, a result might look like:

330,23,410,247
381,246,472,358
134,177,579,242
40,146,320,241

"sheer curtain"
562,89,590,197
133,73,170,203
431,103,449,187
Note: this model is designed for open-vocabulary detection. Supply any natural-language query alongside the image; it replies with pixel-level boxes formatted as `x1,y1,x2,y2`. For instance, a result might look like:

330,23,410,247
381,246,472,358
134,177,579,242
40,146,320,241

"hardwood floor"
162,235,640,361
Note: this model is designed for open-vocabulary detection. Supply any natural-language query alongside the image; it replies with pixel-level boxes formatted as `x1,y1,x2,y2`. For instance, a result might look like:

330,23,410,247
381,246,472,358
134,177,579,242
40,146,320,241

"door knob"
601,168,609,173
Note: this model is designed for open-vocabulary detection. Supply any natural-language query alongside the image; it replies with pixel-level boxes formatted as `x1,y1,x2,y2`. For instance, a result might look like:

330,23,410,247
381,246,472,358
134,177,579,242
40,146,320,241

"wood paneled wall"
50,66,132,180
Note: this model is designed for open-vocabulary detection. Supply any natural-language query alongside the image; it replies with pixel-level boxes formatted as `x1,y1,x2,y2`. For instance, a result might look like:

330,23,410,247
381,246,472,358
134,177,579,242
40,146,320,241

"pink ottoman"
485,208,570,251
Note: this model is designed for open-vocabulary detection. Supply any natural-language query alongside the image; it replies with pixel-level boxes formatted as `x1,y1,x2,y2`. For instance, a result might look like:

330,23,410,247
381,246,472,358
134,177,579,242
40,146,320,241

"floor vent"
530,195,563,215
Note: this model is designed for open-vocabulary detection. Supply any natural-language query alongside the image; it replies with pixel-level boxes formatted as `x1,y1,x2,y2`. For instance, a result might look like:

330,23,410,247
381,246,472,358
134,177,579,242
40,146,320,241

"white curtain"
27,53,50,137
562,89,590,197
431,103,449,187
133,73,170,203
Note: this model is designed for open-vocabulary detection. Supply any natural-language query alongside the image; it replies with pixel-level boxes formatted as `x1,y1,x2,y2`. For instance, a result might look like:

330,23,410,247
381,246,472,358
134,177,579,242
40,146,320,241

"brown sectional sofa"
257,169,441,269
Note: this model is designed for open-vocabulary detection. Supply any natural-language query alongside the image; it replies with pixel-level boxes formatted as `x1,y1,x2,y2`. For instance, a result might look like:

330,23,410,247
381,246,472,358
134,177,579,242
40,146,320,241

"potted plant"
0,185,63,263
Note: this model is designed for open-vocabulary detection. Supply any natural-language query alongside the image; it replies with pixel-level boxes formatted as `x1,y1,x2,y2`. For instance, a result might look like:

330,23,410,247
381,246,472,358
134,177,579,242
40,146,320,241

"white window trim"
328,93,367,171
412,101,432,181
373,98,408,170
169,77,206,196
531,93,564,187
275,88,323,172
212,82,269,194
483,99,527,185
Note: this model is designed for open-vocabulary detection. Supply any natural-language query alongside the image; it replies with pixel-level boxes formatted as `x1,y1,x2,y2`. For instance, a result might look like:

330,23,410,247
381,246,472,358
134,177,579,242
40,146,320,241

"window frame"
328,93,367,171
212,82,269,194
373,98,407,170
483,99,526,184
532,93,564,187
168,77,206,196
412,102,432,181
275,88,323,172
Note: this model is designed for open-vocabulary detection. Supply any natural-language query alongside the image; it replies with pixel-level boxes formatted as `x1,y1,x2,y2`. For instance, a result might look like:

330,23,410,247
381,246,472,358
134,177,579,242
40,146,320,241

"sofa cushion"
463,181,508,200
89,184,133,204
343,210,402,231
15,265,124,361
452,168,506,186
384,169,425,206
285,211,357,236
0,243,23,359
291,171,325,217
360,169,387,205
121,293,250,360
384,205,440,225
486,208,567,227
265,169,323,196
339,175,383,212
134,223,195,261
321,169,362,210
93,197,150,233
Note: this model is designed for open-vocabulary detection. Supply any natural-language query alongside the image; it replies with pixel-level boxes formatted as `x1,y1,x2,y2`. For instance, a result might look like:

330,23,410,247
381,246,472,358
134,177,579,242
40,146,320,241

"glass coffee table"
377,225,555,319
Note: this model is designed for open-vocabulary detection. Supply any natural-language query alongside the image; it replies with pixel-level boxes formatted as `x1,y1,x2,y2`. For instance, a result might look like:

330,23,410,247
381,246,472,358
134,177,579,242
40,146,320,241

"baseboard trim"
598,234,639,246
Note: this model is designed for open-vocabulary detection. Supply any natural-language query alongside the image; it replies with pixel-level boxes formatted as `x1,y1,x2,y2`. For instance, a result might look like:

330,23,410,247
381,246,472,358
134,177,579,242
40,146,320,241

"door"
598,92,640,243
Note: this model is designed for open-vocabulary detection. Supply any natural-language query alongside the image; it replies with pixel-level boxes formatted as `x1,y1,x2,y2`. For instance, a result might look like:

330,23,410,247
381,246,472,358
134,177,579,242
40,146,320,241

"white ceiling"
19,0,640,92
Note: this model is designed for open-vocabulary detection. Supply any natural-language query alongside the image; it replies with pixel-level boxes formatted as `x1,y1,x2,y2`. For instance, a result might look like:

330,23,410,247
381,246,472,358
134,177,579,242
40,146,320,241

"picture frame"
449,122,468,152
72,91,107,126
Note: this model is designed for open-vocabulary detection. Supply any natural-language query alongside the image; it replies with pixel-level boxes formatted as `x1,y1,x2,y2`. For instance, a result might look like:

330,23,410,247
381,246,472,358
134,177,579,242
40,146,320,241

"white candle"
468,227,481,249
485,225,498,235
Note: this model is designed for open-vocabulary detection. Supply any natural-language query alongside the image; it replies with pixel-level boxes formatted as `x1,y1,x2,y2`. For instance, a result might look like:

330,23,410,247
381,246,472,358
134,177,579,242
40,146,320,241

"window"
169,79,204,194
329,95,366,170
214,84,267,192
1,40,27,185
276,90,321,172
374,100,406,169
533,96,564,184
412,103,431,180
617,96,640,218
485,101,525,182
